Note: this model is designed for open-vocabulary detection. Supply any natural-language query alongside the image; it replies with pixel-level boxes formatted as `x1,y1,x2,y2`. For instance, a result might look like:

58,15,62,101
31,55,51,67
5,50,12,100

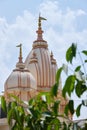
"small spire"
50,51,53,59
16,44,23,63
16,44,25,69
50,51,56,65
36,14,47,41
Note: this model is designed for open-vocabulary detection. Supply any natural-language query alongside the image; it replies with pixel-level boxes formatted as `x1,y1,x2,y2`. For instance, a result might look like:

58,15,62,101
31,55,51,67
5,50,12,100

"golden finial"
36,14,47,41
38,13,41,29
16,43,22,63
38,13,47,29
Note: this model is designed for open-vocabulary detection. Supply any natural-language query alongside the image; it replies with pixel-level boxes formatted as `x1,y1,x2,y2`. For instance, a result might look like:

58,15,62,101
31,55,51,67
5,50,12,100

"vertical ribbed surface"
25,41,58,91
4,70,36,90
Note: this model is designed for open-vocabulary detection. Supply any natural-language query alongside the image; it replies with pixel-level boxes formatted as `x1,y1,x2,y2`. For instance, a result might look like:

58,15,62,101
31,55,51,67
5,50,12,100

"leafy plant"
1,83,72,130
62,43,87,129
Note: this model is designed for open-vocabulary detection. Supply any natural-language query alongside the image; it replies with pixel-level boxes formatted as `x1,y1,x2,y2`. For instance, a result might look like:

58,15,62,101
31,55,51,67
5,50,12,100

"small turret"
4,44,36,101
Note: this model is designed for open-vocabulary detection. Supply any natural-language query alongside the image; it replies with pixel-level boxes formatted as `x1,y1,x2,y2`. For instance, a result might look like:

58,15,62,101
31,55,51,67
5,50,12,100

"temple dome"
4,68,36,92
4,44,36,93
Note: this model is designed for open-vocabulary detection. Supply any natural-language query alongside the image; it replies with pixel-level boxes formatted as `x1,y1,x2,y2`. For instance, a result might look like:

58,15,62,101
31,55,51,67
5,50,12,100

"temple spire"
16,44,23,63
36,14,47,41
16,43,25,69
33,15,48,49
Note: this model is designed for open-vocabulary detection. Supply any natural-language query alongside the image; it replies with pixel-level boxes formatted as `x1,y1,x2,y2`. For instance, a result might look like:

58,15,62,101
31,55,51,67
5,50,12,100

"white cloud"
77,9,86,16
40,1,87,32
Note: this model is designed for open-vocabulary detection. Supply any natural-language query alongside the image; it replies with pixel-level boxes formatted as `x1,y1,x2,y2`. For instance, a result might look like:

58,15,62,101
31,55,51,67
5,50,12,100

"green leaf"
68,100,74,115
51,67,62,97
47,124,52,130
47,119,60,130
11,101,17,108
64,103,69,116
25,127,30,130
28,98,35,107
85,60,87,63
76,104,82,117
56,67,63,85
66,43,77,63
75,66,81,72
82,50,87,56
75,81,87,97
7,102,11,111
64,100,74,116
53,119,60,130
52,101,60,115
62,75,76,97
15,107,21,125
7,109,14,125
1,96,7,113
82,100,87,106
51,83,58,97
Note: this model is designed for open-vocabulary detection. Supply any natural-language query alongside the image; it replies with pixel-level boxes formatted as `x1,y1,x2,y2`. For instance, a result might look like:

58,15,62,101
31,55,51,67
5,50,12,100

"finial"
16,44,23,63
38,14,47,30
16,44,25,69
38,13,41,29
36,14,47,41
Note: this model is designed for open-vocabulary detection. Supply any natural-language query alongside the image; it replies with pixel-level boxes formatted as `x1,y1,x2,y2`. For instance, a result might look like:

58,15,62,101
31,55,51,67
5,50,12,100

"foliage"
66,43,77,64
62,43,87,129
1,90,71,130
62,43,87,114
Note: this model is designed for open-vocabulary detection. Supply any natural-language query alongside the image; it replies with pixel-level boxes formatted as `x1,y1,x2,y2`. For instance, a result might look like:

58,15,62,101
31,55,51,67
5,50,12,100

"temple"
0,16,71,130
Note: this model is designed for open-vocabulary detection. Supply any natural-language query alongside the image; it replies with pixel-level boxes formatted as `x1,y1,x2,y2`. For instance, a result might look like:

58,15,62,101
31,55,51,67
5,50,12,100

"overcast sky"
0,0,87,120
